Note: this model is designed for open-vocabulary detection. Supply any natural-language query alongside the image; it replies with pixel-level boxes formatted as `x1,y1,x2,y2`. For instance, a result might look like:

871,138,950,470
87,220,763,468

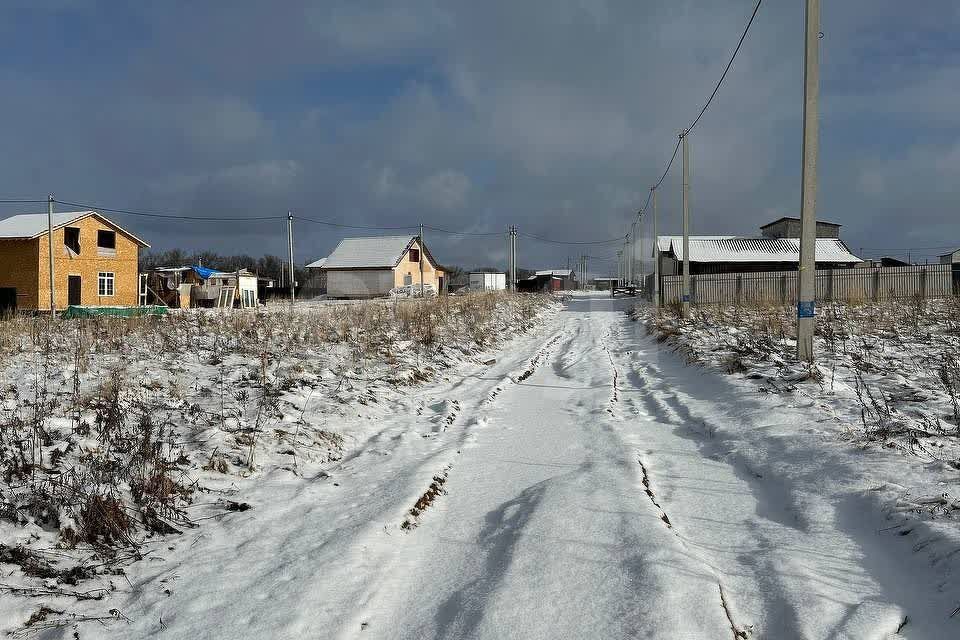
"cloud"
1,1,959,269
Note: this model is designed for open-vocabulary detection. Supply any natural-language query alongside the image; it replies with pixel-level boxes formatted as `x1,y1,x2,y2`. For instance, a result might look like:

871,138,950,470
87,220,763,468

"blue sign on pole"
797,300,815,318
681,295,690,303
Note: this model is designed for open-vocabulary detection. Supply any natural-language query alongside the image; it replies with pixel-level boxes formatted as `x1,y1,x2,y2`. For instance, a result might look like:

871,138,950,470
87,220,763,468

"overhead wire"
295,215,416,231
686,0,764,136
640,0,763,212
422,224,504,237
518,231,626,246
53,199,284,221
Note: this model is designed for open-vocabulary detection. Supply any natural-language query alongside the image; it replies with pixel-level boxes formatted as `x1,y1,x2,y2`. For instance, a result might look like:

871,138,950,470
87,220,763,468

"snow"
656,235,861,263
1,295,959,638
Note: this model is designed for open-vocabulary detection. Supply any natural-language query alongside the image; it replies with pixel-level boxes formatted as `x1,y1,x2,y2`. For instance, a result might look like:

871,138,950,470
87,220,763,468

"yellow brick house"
0,210,149,313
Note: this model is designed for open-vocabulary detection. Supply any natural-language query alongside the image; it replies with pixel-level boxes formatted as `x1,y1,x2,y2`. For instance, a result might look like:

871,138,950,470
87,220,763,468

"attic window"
64,227,80,254
409,248,420,263
97,230,116,255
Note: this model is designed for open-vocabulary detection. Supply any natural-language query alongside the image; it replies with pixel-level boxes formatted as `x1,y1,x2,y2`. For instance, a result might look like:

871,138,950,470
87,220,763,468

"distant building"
939,249,960,264
518,269,578,293
592,277,620,291
654,217,861,279
468,272,506,291
534,269,577,290
321,235,445,299
760,216,841,240
0,210,149,313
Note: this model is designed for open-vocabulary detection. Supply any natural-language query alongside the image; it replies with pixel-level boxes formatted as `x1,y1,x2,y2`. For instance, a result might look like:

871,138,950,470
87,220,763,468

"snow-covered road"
112,296,959,639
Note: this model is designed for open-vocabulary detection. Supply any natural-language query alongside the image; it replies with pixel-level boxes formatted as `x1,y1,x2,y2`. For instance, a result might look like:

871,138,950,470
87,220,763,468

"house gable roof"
322,235,440,270
0,210,150,247
305,257,327,269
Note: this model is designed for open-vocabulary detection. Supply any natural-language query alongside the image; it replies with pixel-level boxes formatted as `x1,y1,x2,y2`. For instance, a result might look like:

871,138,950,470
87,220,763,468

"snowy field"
0,293,557,637
0,293,958,638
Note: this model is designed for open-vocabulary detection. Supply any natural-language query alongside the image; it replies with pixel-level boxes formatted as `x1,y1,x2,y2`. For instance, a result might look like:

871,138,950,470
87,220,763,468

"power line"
654,138,682,192
422,224,504,237
686,0,764,135
519,231,626,246
53,199,284,221
638,0,763,210
0,199,46,204
295,215,416,231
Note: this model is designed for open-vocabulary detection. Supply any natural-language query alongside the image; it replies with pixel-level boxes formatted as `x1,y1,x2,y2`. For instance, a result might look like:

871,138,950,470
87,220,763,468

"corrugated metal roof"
323,235,420,269
305,257,327,269
661,236,860,263
655,235,734,254
535,269,574,277
0,210,150,247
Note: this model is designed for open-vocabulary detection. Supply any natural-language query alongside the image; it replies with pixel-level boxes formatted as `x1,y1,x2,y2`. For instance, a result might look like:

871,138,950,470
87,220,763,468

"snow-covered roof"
305,257,327,269
535,269,574,277
656,236,861,264
655,236,734,254
0,210,150,247
323,235,439,269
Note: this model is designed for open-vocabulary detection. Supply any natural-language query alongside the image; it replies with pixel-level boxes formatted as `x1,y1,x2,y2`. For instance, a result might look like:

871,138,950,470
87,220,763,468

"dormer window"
97,230,116,256
64,227,80,254
409,248,420,263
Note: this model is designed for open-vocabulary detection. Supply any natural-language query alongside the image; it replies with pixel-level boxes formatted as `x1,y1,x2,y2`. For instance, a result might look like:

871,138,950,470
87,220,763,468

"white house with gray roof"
308,235,445,298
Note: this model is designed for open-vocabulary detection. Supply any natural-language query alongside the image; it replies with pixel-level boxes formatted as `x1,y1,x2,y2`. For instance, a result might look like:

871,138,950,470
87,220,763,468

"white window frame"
98,272,115,297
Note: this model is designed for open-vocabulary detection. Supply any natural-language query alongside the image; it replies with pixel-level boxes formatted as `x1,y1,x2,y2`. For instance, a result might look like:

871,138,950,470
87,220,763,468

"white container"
469,272,506,291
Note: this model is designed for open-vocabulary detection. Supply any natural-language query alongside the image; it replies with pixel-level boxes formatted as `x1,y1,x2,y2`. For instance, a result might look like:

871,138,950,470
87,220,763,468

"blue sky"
1,1,959,274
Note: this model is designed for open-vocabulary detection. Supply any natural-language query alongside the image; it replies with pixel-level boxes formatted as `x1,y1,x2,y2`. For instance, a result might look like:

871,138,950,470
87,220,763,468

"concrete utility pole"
286,211,296,307
47,194,55,316
507,225,517,292
797,0,821,363
418,223,425,298
681,130,691,318
652,187,660,307
506,226,512,291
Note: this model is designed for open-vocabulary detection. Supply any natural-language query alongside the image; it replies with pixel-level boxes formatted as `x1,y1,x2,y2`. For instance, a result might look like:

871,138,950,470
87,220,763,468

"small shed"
468,272,506,291
145,266,258,308
593,277,620,291
322,235,445,299
534,269,577,290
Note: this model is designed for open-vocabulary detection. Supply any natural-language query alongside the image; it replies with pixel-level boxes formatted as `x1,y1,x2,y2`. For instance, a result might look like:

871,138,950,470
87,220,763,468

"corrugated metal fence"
661,264,956,306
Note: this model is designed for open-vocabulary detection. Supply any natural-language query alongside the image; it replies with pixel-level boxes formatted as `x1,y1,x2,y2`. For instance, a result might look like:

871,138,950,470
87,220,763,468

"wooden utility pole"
797,0,821,362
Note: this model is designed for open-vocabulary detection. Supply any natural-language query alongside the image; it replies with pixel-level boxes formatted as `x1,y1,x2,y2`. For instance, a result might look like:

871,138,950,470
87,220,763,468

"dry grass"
639,297,960,457
0,292,555,596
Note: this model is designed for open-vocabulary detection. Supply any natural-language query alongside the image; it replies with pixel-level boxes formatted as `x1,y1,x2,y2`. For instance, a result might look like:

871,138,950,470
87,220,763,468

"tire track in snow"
515,331,565,383
637,452,752,639
401,465,452,530
627,347,754,639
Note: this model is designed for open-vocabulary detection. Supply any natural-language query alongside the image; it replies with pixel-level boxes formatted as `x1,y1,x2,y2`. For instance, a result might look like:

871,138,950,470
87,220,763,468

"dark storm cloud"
1,1,958,271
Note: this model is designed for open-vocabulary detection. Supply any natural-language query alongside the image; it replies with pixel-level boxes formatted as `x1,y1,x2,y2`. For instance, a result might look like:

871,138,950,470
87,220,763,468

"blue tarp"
191,265,222,279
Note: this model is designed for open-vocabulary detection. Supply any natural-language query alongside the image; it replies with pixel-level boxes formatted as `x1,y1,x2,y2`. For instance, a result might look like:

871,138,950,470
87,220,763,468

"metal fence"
660,263,956,306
